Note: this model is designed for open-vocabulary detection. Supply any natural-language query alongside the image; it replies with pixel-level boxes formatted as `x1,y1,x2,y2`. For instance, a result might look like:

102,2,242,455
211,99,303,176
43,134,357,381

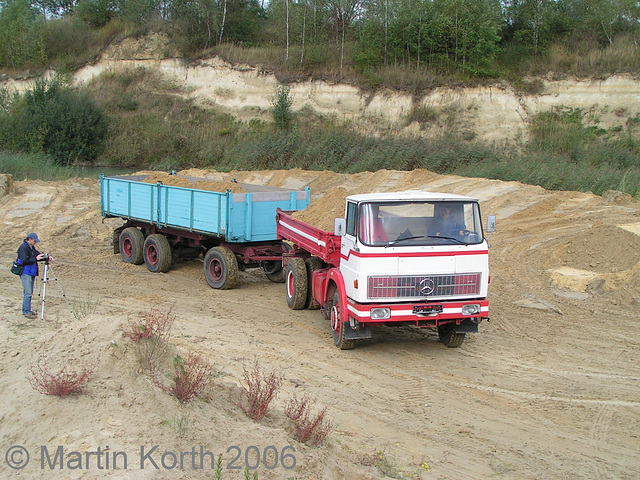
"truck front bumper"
345,298,489,328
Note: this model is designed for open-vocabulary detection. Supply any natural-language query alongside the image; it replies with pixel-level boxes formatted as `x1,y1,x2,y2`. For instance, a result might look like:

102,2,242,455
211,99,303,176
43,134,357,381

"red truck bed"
276,209,341,266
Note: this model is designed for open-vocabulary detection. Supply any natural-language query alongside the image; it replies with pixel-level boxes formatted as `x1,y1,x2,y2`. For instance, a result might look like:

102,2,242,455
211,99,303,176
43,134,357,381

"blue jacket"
17,241,40,277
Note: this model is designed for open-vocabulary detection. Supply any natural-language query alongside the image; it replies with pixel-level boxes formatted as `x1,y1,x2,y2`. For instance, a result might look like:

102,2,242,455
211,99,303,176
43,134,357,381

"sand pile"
142,171,246,193
292,187,350,232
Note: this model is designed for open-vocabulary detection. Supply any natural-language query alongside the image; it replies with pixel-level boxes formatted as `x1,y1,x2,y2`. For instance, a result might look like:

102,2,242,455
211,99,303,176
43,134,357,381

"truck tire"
323,284,336,321
204,246,238,289
305,257,323,310
330,290,356,350
438,323,465,348
144,234,172,273
119,227,144,265
285,257,307,310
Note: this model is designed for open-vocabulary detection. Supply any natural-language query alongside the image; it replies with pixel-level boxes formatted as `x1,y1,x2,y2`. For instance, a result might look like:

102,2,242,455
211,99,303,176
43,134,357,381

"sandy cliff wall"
3,35,639,144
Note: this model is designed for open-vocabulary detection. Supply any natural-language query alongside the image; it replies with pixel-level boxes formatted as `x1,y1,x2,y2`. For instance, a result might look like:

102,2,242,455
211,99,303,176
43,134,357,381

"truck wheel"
285,257,307,310
119,227,144,265
144,234,172,273
305,257,323,310
204,246,238,289
330,291,356,350
438,324,465,348
323,284,336,321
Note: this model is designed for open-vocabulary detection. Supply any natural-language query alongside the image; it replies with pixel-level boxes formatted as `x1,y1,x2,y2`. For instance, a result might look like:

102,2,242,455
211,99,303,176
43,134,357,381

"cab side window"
346,201,357,236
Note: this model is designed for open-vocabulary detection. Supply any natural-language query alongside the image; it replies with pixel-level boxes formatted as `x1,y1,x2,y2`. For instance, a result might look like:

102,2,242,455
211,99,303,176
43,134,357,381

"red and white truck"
276,191,495,349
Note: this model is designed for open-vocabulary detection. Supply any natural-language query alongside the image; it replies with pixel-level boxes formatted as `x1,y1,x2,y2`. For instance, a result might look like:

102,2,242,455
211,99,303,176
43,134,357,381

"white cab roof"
347,190,478,203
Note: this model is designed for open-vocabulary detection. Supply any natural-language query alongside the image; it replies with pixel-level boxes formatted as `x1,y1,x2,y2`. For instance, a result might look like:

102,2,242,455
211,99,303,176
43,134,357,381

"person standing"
16,233,49,319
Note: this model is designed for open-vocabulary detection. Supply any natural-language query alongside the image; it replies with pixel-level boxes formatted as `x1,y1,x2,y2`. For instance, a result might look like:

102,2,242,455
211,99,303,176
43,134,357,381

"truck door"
340,201,359,298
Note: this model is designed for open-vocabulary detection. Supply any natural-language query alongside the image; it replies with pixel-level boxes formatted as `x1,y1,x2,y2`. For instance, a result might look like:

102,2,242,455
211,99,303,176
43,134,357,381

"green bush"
271,85,293,130
41,18,96,68
75,0,118,28
0,78,107,165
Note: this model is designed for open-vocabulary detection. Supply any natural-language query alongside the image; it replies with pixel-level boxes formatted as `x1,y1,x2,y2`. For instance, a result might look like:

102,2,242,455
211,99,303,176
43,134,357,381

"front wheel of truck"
204,246,238,289
305,257,323,310
331,291,356,350
438,323,465,348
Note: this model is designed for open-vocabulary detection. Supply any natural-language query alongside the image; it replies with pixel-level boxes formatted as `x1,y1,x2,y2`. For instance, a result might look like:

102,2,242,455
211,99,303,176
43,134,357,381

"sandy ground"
1,169,640,480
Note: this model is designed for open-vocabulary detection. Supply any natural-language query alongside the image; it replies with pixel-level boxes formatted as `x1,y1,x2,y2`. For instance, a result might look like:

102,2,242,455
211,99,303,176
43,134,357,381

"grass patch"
0,151,79,180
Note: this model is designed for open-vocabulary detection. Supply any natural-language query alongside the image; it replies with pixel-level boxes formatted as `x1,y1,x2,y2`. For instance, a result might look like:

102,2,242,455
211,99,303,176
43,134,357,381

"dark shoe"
23,313,37,319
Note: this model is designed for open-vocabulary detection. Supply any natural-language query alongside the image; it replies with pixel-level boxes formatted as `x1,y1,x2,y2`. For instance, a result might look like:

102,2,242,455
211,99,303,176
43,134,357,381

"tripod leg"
40,264,48,321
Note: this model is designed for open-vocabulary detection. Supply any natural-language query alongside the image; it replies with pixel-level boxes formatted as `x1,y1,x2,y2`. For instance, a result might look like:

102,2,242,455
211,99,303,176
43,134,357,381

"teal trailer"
100,173,310,289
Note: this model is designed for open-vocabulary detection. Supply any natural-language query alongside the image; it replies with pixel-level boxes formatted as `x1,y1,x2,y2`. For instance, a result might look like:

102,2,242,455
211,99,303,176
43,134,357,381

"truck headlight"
371,308,391,320
462,304,480,315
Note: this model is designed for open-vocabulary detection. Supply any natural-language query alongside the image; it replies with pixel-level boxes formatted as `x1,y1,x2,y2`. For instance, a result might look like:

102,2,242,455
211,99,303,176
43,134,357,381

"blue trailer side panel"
101,175,310,243
227,190,310,242
157,185,228,236
101,176,159,223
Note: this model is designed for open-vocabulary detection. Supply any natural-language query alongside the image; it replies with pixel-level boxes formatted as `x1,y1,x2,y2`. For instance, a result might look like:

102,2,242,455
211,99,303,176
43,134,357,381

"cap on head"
27,232,40,243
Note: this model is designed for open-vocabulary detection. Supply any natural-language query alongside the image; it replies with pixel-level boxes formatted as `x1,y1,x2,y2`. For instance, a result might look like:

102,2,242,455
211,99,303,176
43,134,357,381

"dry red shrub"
28,354,95,397
239,360,283,421
285,393,332,445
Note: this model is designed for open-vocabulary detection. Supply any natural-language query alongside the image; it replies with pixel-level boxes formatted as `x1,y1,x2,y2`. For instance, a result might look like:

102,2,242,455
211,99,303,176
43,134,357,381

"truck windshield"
358,201,484,246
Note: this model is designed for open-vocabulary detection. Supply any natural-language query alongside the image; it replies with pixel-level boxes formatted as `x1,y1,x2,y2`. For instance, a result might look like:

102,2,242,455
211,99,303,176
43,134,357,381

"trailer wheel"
437,323,465,348
119,227,144,265
305,257,323,310
144,234,172,273
285,257,307,310
330,290,356,350
204,246,238,289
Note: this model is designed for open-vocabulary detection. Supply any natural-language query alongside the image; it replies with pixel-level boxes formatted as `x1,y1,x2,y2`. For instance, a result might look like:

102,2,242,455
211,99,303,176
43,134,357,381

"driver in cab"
428,205,465,237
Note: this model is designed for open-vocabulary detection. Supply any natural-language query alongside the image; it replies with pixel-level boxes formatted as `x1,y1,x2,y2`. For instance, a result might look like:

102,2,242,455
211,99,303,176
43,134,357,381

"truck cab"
335,191,491,348
276,190,493,350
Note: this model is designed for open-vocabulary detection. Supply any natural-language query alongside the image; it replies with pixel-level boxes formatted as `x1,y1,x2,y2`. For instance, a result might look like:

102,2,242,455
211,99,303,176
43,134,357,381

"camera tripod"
38,260,68,320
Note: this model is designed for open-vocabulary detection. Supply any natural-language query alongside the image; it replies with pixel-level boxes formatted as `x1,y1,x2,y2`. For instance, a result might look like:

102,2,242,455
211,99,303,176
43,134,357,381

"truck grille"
367,273,482,300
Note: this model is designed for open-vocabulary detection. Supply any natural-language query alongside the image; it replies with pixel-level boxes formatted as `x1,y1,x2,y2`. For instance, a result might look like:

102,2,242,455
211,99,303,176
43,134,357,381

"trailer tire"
144,234,172,273
330,291,356,350
285,257,307,310
119,227,144,265
438,323,465,348
204,246,238,289
305,257,323,310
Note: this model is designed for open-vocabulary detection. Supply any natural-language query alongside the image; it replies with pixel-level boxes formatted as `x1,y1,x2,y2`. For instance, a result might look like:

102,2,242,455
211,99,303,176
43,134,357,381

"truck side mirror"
334,218,346,236
486,215,496,233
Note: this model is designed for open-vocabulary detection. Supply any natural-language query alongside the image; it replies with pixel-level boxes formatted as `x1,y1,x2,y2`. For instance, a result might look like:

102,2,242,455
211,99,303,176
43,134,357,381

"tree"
0,0,44,68
75,0,118,28
584,0,638,46
272,84,293,129
326,0,362,69
169,0,220,53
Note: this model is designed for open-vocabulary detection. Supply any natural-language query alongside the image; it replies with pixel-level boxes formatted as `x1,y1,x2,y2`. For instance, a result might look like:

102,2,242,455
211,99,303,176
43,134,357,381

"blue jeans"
20,274,35,315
